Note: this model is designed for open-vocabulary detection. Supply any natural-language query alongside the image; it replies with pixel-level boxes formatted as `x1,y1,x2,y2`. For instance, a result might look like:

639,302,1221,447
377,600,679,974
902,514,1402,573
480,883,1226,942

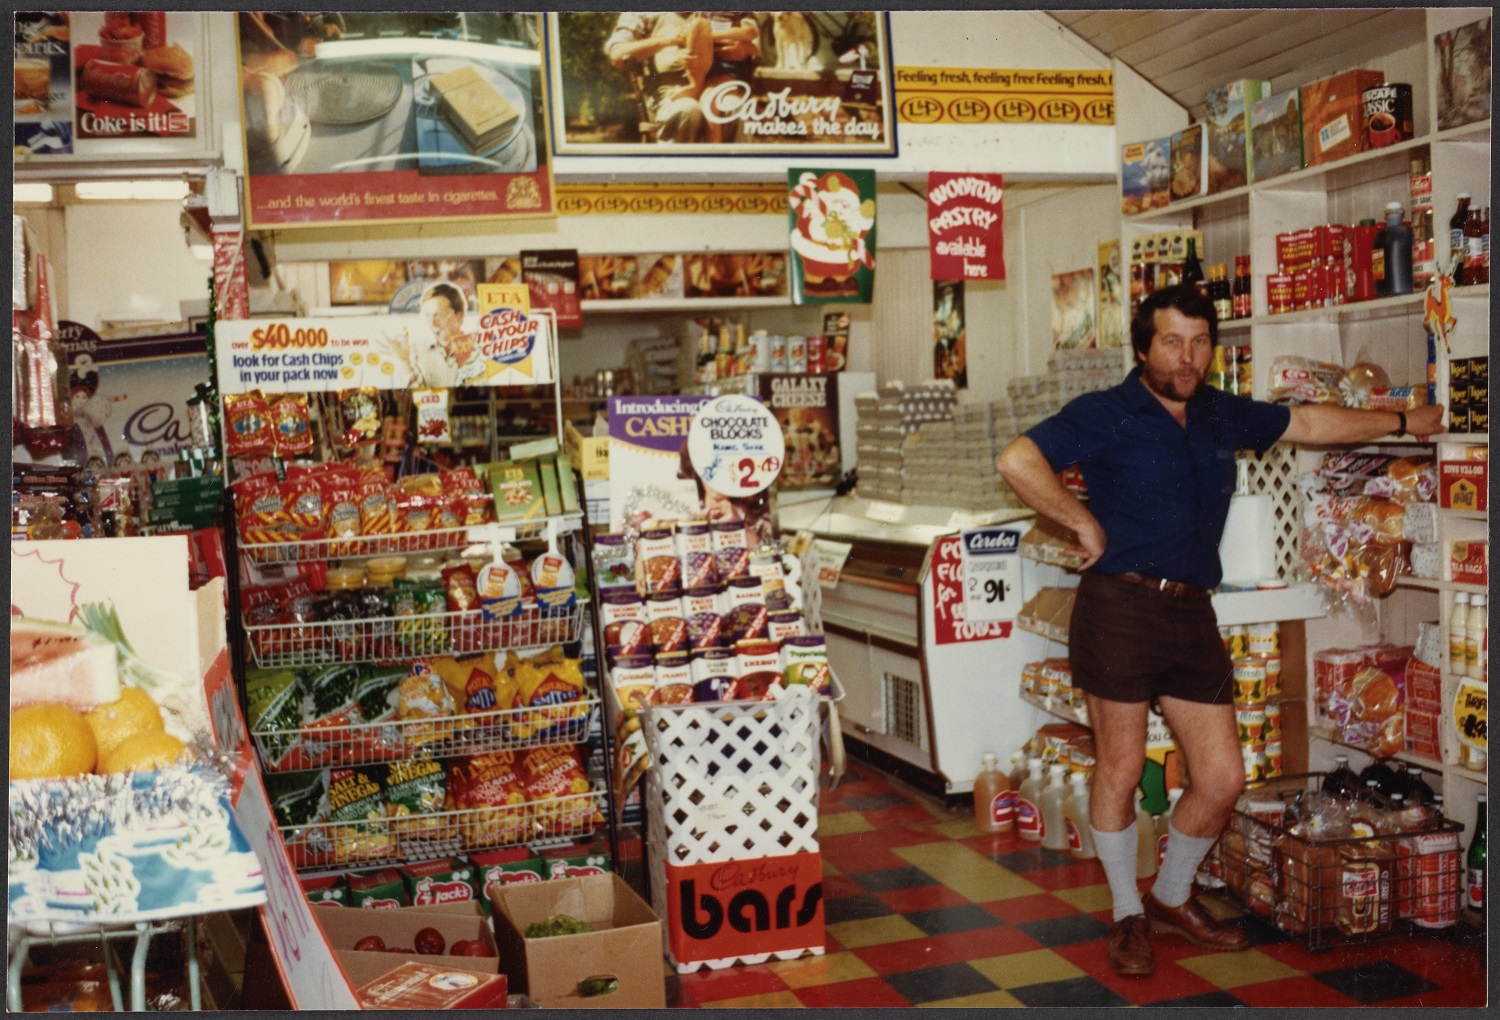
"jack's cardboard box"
1300,69,1384,166
1205,78,1271,192
1250,89,1304,181
490,873,665,1009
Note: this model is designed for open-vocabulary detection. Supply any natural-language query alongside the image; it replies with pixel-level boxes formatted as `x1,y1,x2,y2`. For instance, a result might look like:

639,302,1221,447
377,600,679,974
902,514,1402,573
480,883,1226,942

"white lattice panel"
643,691,824,972
1241,442,1302,581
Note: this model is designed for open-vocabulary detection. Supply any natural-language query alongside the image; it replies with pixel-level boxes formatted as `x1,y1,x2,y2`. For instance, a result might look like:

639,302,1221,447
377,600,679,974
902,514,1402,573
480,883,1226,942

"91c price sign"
959,526,1022,623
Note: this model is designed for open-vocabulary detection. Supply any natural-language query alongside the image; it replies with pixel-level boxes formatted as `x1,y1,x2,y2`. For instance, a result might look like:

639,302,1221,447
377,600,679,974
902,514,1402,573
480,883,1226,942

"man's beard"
1142,362,1205,403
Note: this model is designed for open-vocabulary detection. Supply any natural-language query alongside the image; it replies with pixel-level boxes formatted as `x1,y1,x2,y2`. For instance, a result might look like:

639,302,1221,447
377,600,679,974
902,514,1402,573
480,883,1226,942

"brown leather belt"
1112,571,1212,600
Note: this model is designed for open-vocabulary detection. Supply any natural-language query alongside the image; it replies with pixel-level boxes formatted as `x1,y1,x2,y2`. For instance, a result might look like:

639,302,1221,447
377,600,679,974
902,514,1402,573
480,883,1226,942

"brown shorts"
1068,571,1234,706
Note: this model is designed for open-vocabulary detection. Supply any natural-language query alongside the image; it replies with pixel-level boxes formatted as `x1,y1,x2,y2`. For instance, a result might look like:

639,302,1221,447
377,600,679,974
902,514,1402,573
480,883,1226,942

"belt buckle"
1157,577,1171,594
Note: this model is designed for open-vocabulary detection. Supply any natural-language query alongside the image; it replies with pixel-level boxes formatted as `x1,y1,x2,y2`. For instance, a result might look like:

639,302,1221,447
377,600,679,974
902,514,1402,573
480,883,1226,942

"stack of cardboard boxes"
854,381,958,503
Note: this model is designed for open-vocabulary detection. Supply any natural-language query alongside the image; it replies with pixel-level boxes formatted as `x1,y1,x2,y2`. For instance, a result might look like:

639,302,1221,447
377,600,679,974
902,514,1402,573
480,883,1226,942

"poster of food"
933,281,967,388
329,260,408,305
758,373,841,489
927,172,1005,281
547,11,894,155
788,168,877,304
1435,17,1491,130
13,12,73,155
684,253,786,298
238,11,554,227
520,249,583,328
1097,239,1127,348
69,11,199,139
1051,268,1097,350
214,303,556,394
58,321,209,470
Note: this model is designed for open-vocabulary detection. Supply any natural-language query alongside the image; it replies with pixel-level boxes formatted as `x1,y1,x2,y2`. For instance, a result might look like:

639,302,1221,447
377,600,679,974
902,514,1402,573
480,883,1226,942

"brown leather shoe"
1144,892,1250,951
1107,913,1153,977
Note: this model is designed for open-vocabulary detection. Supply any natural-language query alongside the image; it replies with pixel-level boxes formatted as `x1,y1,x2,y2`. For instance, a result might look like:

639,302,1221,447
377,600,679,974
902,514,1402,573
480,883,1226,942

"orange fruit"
85,687,164,759
10,703,98,779
99,731,190,774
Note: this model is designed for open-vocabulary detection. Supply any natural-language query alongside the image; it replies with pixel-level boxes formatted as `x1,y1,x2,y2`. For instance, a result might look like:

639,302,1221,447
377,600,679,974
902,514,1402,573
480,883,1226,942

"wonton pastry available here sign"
927,171,1005,281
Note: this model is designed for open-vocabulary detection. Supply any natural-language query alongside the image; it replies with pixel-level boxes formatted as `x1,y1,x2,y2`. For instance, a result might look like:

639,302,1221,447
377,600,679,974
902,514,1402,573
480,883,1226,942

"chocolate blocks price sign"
687,394,785,498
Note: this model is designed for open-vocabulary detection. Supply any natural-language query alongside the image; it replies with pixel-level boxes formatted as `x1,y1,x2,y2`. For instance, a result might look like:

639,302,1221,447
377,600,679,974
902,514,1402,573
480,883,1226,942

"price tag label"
813,538,853,589
959,526,1023,623
1454,680,1488,751
865,500,904,523
687,394,785,496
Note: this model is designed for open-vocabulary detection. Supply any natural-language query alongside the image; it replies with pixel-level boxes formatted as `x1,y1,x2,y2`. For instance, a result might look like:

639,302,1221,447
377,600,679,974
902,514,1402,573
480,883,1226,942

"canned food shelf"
278,792,606,872
243,602,587,668
1218,772,1465,952
253,697,601,773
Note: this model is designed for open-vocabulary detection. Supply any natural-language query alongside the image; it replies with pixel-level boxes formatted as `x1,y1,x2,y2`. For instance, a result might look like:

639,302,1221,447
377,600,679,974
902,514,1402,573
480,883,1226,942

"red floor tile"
1231,975,1362,1008
1016,859,1109,891
673,963,790,1002
792,975,912,1008
980,891,1081,924
852,925,1041,975
1049,937,1226,1002
875,883,971,914
1384,937,1488,988
957,830,1034,855
1112,962,1225,1005
861,803,948,828
820,873,865,900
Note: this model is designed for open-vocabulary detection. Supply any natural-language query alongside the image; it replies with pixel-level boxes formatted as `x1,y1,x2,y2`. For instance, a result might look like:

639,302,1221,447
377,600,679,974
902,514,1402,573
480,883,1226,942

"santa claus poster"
788,168,876,304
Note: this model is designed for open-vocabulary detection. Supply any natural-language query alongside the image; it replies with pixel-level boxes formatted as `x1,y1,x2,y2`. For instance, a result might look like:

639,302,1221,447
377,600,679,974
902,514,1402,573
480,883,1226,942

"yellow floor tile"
893,842,1042,902
818,811,875,836
768,950,877,988
918,989,1027,1007
822,858,842,877
1051,882,1116,913
1177,949,1302,989
931,817,982,839
968,948,1086,989
698,989,806,1008
825,913,925,948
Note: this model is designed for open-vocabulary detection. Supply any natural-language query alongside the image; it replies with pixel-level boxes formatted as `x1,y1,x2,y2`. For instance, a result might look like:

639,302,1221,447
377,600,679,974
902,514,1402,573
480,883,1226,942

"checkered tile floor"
663,763,1487,1008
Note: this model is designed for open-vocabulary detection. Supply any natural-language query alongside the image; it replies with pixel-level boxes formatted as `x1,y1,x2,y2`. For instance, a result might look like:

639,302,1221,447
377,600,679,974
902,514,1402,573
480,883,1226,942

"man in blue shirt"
997,284,1445,978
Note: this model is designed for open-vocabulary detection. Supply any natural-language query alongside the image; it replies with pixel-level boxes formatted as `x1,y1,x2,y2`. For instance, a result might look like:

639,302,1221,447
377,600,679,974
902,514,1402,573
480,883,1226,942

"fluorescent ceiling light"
75,180,190,201
13,183,53,203
316,37,539,66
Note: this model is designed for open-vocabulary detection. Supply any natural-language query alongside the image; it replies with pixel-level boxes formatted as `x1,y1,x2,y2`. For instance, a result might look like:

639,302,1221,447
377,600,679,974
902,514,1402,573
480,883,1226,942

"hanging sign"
931,533,1013,645
215,307,554,394
788,168,877,305
894,66,1114,125
927,172,1005,281
1454,680,1487,752
687,394,785,499
958,526,1024,624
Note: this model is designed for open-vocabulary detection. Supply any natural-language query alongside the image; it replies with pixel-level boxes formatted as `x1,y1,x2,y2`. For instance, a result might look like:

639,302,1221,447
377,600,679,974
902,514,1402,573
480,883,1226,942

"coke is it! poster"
927,171,1005,280
788,168,877,305
214,301,555,394
238,11,553,227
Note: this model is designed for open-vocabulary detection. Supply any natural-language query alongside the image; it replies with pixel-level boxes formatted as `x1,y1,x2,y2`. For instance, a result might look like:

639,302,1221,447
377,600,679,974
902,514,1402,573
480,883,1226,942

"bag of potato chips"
518,745,601,836
451,752,531,846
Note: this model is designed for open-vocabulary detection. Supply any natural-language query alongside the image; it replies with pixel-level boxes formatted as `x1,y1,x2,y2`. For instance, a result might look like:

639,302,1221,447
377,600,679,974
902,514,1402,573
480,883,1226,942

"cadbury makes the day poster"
547,12,894,155
788,168,877,304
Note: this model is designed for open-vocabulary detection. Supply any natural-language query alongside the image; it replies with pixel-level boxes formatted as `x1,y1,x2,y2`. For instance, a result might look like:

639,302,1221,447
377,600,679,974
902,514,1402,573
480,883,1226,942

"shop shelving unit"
1120,8,1490,832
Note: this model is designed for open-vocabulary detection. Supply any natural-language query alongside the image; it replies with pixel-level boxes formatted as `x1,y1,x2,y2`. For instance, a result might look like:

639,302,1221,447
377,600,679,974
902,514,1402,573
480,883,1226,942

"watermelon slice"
10,617,121,711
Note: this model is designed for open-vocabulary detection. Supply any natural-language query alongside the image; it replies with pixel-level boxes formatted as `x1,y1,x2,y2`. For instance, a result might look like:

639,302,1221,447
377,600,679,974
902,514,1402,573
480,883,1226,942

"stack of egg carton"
901,401,1025,510
1005,347,1124,427
854,380,958,502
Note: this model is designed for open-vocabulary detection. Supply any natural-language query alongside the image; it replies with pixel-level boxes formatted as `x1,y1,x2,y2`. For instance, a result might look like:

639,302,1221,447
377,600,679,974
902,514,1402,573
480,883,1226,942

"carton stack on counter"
854,381,957,503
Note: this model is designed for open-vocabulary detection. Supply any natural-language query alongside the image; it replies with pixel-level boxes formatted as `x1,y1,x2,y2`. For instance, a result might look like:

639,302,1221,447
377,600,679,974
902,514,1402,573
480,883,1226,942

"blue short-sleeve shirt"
1023,367,1291,589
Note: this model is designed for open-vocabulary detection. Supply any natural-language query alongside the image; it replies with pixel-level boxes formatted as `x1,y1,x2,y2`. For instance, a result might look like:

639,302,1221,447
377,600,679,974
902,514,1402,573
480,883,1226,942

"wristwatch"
1395,411,1408,437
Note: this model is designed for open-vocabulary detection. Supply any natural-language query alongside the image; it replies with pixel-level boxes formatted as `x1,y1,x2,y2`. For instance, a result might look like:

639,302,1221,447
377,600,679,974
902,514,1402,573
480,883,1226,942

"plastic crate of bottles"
1216,771,1464,951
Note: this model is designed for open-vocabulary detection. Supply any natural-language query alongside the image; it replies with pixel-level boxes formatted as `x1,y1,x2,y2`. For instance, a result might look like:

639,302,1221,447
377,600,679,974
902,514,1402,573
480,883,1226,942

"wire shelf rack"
238,527,475,564
254,698,601,773
244,602,587,668
279,792,606,872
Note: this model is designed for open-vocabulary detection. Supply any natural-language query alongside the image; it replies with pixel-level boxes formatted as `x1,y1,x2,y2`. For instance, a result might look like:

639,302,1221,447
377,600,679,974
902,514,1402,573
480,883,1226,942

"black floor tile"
851,865,938,893
1145,990,1247,1007
1007,975,1132,1007
838,791,913,811
903,903,1008,936
990,845,1077,873
823,893,894,924
884,961,999,1004
1015,912,1113,947
1312,960,1441,1005
1229,910,1292,948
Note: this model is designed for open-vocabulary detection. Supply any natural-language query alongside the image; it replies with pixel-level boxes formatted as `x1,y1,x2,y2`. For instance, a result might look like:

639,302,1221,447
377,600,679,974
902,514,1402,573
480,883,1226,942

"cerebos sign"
664,852,823,965
931,533,1013,645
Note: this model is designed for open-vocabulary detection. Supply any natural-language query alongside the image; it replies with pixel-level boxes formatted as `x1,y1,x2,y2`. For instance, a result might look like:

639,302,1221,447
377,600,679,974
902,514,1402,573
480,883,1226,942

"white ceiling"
1046,8,1431,117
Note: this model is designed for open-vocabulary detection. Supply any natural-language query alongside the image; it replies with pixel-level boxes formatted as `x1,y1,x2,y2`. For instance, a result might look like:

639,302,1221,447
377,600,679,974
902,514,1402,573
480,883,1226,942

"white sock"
1151,821,1218,908
1091,822,1144,921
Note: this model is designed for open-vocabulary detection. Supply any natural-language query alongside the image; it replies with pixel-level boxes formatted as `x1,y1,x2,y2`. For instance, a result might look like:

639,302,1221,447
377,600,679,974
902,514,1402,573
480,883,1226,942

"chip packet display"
381,756,448,840
270,393,315,457
327,766,394,865
396,669,458,745
517,745,601,835
266,768,333,869
224,391,274,457
449,752,530,846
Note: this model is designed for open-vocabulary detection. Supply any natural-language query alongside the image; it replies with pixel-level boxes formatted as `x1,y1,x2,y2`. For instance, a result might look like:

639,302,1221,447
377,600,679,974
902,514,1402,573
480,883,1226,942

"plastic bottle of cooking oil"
1040,764,1070,850
1063,771,1096,859
973,753,1013,834
1016,758,1046,843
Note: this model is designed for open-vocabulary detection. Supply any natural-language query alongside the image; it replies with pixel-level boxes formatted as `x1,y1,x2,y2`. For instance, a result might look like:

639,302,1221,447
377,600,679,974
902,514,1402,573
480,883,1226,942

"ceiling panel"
1046,8,1428,116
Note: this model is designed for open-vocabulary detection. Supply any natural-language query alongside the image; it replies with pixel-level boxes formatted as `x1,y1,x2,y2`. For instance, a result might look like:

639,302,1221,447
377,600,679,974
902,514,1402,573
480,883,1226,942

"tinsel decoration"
619,483,696,550
203,273,222,444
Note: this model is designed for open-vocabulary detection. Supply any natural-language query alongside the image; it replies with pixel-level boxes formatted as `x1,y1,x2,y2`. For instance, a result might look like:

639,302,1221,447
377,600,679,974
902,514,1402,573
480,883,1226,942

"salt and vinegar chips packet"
326,766,394,865
381,756,447,840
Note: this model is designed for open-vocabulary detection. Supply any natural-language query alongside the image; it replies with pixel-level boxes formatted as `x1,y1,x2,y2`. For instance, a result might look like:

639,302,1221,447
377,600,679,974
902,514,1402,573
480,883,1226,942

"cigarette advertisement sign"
547,11,894,155
788,168,877,304
215,303,556,395
238,11,553,227
894,66,1114,125
927,172,1005,281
